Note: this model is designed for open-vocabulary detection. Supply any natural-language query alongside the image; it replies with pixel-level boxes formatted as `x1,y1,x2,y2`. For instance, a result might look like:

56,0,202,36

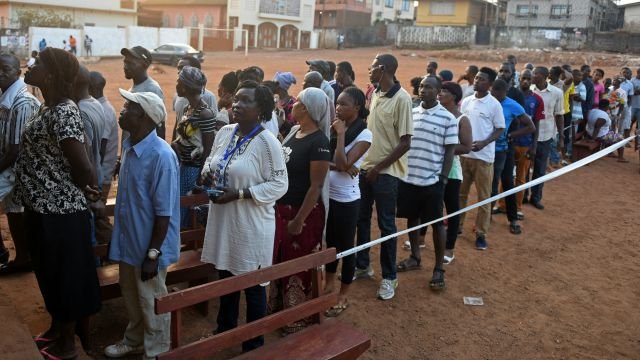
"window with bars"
401,0,410,11
385,0,394,9
515,4,538,18
550,5,571,19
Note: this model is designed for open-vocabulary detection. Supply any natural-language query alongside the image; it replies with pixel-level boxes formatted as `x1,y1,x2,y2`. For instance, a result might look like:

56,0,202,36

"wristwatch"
147,248,162,261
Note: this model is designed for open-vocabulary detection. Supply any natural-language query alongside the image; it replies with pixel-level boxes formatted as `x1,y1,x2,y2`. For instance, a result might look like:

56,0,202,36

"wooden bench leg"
188,277,210,317
171,309,181,349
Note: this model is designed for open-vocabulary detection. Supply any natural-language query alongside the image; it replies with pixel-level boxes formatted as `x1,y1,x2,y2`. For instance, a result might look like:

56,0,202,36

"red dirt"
1,47,639,359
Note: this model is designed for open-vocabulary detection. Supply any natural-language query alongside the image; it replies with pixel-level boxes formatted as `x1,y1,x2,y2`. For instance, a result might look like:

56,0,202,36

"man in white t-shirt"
529,66,564,210
585,99,627,161
459,67,505,251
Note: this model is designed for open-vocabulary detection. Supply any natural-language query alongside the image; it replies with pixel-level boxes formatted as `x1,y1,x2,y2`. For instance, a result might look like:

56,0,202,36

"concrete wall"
13,0,136,12
396,25,476,49
30,26,189,57
142,4,226,28
495,26,586,50
624,5,640,31
505,0,620,31
591,31,640,53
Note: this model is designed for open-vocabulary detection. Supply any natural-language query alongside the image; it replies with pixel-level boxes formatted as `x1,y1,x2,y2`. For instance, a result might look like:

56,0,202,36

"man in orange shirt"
69,35,77,55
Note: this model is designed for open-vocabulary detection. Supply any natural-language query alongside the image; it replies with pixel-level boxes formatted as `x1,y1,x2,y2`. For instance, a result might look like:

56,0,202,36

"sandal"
40,345,78,360
509,222,522,235
429,268,445,290
397,255,421,272
33,335,56,350
325,302,349,317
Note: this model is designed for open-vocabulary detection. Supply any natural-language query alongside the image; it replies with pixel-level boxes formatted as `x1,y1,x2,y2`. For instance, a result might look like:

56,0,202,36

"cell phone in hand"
207,188,225,201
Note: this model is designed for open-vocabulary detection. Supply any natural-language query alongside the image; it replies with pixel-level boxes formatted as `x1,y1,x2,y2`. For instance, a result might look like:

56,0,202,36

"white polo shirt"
532,83,564,142
460,93,505,163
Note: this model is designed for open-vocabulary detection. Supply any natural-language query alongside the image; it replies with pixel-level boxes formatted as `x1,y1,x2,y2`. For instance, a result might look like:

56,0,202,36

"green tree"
14,9,73,30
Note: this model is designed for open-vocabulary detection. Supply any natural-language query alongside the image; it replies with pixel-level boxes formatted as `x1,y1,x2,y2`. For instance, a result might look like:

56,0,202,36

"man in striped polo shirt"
0,53,41,274
396,75,457,290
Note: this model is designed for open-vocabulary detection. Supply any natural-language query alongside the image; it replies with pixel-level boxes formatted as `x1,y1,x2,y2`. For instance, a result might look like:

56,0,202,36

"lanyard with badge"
213,124,262,187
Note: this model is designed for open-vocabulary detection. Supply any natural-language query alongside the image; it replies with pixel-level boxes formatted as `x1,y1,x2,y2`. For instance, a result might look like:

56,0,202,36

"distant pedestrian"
38,38,46,52
84,35,93,57
337,34,345,50
62,40,70,52
69,35,77,55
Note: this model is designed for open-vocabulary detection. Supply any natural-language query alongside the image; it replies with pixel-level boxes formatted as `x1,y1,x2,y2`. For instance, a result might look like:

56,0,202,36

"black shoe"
0,261,33,275
531,201,545,210
0,249,8,264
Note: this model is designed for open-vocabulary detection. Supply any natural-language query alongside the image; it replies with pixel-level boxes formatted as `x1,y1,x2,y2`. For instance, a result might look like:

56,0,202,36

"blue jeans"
355,172,399,280
550,133,561,164
530,139,553,203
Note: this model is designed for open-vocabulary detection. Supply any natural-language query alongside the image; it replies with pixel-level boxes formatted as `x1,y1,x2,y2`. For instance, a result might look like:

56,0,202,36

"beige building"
0,0,138,29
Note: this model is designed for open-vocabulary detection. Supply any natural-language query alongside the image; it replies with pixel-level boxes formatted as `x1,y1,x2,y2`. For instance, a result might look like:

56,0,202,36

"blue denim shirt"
109,131,180,268
496,97,526,152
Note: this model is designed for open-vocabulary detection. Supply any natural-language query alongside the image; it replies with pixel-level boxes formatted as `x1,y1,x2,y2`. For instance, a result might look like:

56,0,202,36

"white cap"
118,89,166,127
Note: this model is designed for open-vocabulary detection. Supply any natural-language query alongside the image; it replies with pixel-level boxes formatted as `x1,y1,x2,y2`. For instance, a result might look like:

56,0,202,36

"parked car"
151,43,204,66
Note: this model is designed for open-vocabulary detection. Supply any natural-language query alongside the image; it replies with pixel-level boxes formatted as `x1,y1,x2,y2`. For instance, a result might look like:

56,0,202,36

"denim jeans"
530,139,553,203
216,270,266,352
550,133,561,164
491,147,518,222
356,172,399,280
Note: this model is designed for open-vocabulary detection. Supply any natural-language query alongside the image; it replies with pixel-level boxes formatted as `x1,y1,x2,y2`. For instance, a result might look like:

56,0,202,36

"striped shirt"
406,102,458,186
0,79,40,160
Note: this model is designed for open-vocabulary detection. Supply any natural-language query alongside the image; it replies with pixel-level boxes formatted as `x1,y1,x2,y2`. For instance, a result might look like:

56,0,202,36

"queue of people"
0,45,638,359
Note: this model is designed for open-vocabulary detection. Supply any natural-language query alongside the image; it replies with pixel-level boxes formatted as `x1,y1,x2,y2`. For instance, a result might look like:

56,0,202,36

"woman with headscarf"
173,66,217,228
271,88,331,333
15,47,101,359
200,80,288,351
273,71,297,137
324,86,371,317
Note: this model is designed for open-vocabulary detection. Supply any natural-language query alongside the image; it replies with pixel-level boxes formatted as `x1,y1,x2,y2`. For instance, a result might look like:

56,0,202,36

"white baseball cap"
119,89,166,127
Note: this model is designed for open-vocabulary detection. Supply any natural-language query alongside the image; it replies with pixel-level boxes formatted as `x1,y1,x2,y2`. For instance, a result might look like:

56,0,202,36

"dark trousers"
326,199,360,285
356,173,399,280
564,112,572,154
216,270,266,352
492,147,518,222
530,139,553,203
444,179,462,250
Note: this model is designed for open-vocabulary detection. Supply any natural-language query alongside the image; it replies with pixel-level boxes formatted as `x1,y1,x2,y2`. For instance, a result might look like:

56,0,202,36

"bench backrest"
155,248,338,360
104,192,209,218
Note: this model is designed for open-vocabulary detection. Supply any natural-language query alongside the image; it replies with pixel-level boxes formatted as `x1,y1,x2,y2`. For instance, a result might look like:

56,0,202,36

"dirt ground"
1,47,639,359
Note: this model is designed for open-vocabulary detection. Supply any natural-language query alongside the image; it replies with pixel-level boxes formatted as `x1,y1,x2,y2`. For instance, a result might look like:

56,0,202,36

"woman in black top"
271,88,331,333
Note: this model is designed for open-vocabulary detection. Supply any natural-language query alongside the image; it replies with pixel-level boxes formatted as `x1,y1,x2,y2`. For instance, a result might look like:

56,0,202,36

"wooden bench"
155,248,371,360
572,118,601,162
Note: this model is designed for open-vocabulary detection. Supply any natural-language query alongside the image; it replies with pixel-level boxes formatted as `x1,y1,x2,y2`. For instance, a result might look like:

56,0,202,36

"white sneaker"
377,278,398,300
443,254,455,265
104,341,144,358
353,265,374,280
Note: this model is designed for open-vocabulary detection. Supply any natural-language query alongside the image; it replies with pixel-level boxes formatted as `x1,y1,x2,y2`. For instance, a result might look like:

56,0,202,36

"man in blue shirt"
490,79,535,235
105,90,180,359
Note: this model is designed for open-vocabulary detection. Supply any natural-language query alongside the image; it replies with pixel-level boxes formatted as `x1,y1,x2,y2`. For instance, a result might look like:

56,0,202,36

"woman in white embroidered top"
324,87,372,317
199,80,288,352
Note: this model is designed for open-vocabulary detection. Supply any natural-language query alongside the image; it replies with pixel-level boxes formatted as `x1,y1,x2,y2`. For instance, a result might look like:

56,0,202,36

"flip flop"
325,302,348,317
429,268,445,290
397,256,421,272
33,336,56,349
618,158,630,163
40,345,78,360
510,223,522,235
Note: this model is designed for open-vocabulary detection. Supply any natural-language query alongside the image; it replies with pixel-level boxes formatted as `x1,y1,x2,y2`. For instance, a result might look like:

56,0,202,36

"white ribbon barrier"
336,135,636,259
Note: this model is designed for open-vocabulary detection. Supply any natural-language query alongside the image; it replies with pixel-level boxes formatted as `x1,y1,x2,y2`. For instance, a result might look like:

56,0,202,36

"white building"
227,0,316,48
369,0,414,25
0,0,138,29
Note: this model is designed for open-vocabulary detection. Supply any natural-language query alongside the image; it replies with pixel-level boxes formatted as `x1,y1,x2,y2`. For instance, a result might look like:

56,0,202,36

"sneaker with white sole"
443,254,455,265
377,278,398,300
353,265,374,280
104,342,144,358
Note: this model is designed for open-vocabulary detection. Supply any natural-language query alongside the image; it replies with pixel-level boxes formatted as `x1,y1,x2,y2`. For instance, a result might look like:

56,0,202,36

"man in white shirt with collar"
459,67,505,251
529,66,565,210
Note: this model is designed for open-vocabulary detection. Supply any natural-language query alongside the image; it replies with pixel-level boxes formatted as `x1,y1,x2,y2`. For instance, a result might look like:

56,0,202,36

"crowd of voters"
0,45,637,359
